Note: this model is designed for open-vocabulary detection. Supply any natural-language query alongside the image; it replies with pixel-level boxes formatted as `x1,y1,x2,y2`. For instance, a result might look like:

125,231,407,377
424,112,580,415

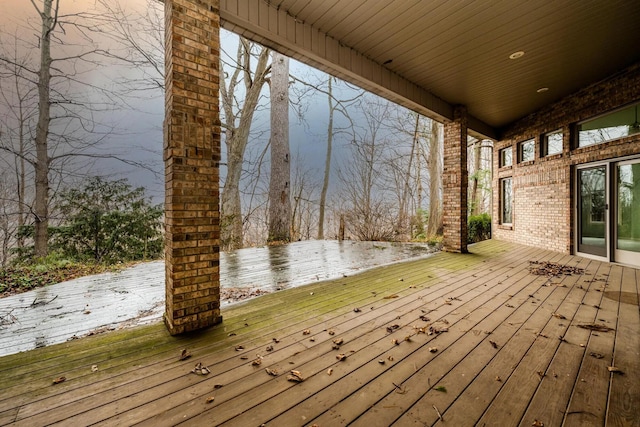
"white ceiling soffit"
219,0,640,140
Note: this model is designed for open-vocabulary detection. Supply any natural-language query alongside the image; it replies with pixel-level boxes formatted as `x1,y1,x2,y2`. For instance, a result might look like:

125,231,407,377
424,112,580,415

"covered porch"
1,240,638,426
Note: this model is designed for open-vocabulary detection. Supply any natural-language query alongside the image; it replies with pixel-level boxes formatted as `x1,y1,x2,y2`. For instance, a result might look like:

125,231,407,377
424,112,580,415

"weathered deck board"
0,240,637,427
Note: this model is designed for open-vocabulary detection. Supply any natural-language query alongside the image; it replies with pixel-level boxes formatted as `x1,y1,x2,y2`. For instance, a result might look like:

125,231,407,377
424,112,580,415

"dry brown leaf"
327,329,336,335
91,365,98,373
205,396,215,404
235,345,244,351
552,313,567,320
302,329,311,335
532,420,544,427
378,359,385,364
179,349,192,361
327,368,333,375
391,338,399,346
404,335,413,342
251,358,262,366
240,355,249,360
607,366,624,374
429,347,438,353
489,340,499,349
388,355,394,361
272,337,280,343
353,307,362,313
384,294,399,299
265,368,278,376
578,323,614,332
333,338,344,345
589,352,605,359
287,370,305,382
52,376,66,385
336,353,347,361
266,345,274,352
495,376,502,382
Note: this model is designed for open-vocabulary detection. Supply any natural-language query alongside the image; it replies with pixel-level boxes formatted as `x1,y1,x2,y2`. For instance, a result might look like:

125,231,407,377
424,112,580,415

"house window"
544,130,563,156
578,102,640,147
499,147,512,167
500,177,513,224
518,139,535,162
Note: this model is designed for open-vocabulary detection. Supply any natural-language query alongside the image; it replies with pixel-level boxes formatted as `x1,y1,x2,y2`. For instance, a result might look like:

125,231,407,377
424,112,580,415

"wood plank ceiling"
220,0,640,138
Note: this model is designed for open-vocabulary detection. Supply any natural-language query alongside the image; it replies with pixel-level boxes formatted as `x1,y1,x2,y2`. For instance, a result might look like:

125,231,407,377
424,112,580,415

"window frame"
500,177,513,225
499,147,513,168
577,101,640,148
543,130,563,156
518,139,535,163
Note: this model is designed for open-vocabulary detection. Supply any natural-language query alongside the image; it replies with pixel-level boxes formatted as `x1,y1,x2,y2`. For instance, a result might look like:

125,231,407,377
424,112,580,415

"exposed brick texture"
164,0,222,334
443,106,469,253
494,62,640,256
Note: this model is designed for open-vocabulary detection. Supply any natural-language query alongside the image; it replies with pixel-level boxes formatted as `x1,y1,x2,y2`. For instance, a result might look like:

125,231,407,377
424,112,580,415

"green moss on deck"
0,241,500,392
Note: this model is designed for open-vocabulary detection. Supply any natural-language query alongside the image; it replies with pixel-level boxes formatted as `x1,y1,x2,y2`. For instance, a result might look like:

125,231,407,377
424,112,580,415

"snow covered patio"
0,240,638,426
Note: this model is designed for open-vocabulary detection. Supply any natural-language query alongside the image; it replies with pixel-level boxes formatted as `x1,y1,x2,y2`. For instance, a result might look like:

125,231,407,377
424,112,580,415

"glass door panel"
577,166,608,257
615,160,640,266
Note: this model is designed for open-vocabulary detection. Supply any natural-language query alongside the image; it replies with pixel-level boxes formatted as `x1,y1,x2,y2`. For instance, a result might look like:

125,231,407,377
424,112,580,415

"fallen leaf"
537,371,545,379
302,329,311,335
272,338,280,343
552,313,567,320
235,345,244,351
391,339,399,346
388,356,394,361
240,356,249,360
589,352,605,359
52,376,66,385
532,420,544,427
404,335,413,342
214,384,224,389
91,365,98,372
336,353,347,361
179,349,192,361
353,308,361,313
206,396,215,404
228,332,236,337
419,315,430,322
333,338,344,345
327,329,336,335
288,370,304,382
495,376,502,382
327,368,333,375
378,359,385,364
435,386,447,393
265,345,274,352
265,368,278,376
191,362,211,375
310,337,316,342
251,359,262,366
578,323,614,332
607,366,624,374
429,347,438,353
384,295,399,299
489,340,499,349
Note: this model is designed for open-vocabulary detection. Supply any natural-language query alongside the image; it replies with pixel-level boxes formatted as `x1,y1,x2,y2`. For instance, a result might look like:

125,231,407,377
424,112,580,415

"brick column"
443,106,469,253
164,0,222,334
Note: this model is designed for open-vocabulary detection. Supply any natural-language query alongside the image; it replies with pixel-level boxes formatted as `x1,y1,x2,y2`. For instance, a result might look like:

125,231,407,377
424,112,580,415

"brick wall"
164,0,222,334
443,106,468,253
493,62,640,255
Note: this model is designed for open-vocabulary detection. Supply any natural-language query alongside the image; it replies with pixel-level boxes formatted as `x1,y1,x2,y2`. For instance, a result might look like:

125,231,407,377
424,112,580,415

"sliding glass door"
577,165,608,258
615,159,640,266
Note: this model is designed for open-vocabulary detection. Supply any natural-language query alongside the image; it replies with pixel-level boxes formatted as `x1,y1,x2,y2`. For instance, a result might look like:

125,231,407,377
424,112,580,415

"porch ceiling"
220,0,640,139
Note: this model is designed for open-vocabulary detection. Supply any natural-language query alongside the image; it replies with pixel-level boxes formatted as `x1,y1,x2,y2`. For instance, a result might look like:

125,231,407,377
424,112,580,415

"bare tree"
267,51,291,243
338,96,396,241
220,38,270,250
426,119,443,237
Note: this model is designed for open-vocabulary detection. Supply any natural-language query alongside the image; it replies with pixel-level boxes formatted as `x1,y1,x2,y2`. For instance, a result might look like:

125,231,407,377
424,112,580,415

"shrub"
468,213,491,243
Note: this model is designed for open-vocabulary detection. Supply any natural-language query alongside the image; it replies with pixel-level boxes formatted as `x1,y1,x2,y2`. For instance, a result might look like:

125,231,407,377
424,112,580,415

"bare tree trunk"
219,39,270,250
317,77,334,239
397,113,419,236
33,0,58,258
267,52,291,243
426,119,443,237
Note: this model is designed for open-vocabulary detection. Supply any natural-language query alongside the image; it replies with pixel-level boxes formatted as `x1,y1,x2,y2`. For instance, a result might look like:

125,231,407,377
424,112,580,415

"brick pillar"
443,106,469,253
164,0,222,334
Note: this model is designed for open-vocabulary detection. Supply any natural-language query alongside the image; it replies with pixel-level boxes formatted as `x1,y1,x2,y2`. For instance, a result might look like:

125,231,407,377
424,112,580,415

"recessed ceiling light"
509,51,525,60
536,87,549,93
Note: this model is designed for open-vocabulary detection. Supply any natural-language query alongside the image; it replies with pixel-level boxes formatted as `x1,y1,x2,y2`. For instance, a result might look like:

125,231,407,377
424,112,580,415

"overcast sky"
0,0,412,207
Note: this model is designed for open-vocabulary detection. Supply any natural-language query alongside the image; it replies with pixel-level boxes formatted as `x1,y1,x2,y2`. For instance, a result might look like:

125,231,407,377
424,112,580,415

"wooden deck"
0,240,638,426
